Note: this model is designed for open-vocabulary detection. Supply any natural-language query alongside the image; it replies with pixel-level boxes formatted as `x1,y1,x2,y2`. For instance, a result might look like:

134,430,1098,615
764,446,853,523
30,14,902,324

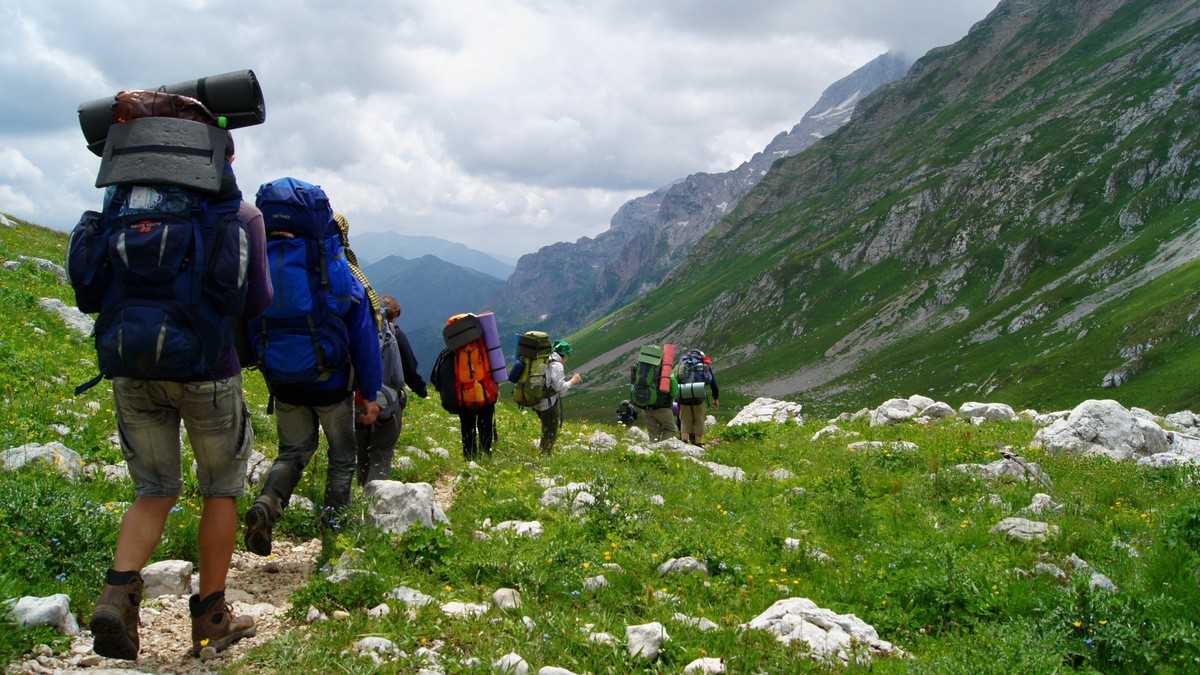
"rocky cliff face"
573,0,1200,414
496,53,911,335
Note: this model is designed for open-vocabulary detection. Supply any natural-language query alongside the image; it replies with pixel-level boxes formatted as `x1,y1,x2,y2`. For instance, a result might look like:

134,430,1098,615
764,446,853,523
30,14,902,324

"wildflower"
1099,619,1108,626
581,562,591,569
1072,619,1083,629
200,639,210,647
443,585,453,593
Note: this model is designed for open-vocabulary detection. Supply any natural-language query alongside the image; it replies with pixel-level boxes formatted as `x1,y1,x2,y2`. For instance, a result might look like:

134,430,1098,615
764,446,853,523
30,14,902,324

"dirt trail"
10,538,321,675
433,471,460,514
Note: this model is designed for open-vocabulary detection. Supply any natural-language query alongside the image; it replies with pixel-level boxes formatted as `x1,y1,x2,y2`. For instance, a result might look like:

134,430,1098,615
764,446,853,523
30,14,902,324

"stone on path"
684,657,726,674
142,560,193,597
658,556,709,576
493,652,530,674
8,594,79,635
1033,399,1169,461
742,597,902,664
991,517,1059,542
650,437,706,458
364,481,449,535
1,442,84,478
625,621,669,660
37,298,94,337
728,397,804,426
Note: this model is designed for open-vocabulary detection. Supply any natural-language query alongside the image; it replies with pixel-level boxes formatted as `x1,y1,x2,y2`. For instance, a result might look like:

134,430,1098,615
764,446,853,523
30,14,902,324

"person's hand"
570,373,583,385
359,401,382,426
713,400,720,409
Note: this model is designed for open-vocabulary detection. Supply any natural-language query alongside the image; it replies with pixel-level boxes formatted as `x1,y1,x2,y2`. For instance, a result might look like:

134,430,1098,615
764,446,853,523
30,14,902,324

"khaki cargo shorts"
112,374,253,498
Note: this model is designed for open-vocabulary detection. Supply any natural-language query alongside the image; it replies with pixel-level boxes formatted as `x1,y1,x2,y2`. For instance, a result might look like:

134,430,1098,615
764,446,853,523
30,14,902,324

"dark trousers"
459,404,495,459
355,413,402,486
537,399,562,454
260,398,357,524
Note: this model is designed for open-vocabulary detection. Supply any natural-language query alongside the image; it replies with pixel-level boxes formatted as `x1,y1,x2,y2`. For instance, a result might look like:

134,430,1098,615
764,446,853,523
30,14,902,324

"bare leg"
112,496,178,571
198,496,237,596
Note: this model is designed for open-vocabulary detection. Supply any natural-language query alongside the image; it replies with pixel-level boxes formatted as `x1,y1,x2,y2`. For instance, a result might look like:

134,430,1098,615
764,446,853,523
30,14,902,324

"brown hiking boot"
243,494,279,557
189,591,256,657
90,572,143,660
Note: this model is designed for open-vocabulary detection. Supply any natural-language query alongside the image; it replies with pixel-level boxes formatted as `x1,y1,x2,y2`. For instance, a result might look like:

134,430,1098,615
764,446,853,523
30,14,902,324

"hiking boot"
189,591,256,657
90,572,143,660
243,495,279,557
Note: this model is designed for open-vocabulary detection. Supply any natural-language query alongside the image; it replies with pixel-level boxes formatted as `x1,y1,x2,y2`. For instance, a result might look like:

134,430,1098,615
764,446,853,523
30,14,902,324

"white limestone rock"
728,397,804,426
920,401,957,419
493,652,529,674
956,454,1052,487
811,424,859,442
684,457,745,481
658,556,709,576
869,399,918,427
365,481,449,535
1033,400,1169,461
705,415,717,430
492,520,544,538
991,517,1059,542
538,667,577,675
367,603,391,618
141,560,193,597
625,621,669,660
388,586,435,608
8,594,79,635
742,597,902,664
37,298,94,337
672,612,719,632
958,402,1018,422
441,601,489,618
650,437,706,458
767,468,795,480
1,442,84,478
847,441,919,452
587,431,617,451
539,482,592,508
1034,410,1070,427
492,588,522,610
625,426,650,443
684,657,726,674
583,575,609,591
1022,493,1064,516
571,491,597,516
1164,410,1199,432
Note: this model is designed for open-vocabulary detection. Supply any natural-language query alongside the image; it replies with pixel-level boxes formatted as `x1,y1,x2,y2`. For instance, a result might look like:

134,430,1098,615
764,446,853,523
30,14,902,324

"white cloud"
0,0,997,255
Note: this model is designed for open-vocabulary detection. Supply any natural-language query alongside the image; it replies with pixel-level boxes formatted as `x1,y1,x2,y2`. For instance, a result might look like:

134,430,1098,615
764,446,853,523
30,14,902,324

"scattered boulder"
441,601,489,618
141,560,193,597
847,440,919,452
658,556,708,576
624,426,650,443
684,657,725,674
958,402,1018,422
705,415,717,430
492,520,544,538
650,437,705,458
326,548,375,584
1090,572,1118,592
588,631,616,645
685,457,745,481
1034,410,1070,427
100,463,129,482
649,495,665,506
37,298,94,337
538,667,577,675
625,621,669,660
956,453,1052,487
672,612,719,632
991,517,1059,542
539,482,592,508
1033,563,1068,583
11,257,67,281
354,636,398,664
921,401,957,419
1164,410,1199,432
8,594,79,635
583,575,609,591
492,588,522,610
742,597,902,664
571,491,597,516
364,481,449,534
1033,400,1169,461
587,431,617,451
493,652,530,674
810,424,859,442
907,394,936,410
728,397,804,426
388,586,435,608
1022,493,1064,516
1137,451,1200,468
406,446,431,460
767,468,795,481
244,450,271,487
428,447,450,459
305,606,328,623
1,442,84,478
869,399,918,427
367,603,391,618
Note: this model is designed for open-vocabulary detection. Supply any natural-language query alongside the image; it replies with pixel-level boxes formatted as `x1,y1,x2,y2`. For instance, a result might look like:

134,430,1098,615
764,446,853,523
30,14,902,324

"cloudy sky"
0,0,996,258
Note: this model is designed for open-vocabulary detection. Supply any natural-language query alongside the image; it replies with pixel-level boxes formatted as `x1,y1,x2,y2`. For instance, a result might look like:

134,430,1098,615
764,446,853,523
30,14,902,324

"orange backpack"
445,314,498,408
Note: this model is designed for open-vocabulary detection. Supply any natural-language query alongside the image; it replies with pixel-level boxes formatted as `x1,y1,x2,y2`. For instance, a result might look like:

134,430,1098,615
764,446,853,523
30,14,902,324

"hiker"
243,178,383,555
616,399,638,427
68,117,271,659
354,303,405,486
629,344,678,441
431,313,500,459
675,349,720,446
381,295,429,399
532,340,583,454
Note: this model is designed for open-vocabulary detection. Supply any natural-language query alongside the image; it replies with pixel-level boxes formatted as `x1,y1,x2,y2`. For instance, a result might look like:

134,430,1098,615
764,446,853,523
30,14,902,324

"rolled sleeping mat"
659,343,676,393
477,312,507,383
79,69,266,156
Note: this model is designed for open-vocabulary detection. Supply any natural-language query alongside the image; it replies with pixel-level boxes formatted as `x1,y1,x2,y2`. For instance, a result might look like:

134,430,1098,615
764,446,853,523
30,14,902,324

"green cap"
553,340,573,356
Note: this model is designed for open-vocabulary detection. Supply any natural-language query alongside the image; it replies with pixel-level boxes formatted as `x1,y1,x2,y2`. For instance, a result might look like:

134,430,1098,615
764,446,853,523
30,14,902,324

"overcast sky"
0,0,997,258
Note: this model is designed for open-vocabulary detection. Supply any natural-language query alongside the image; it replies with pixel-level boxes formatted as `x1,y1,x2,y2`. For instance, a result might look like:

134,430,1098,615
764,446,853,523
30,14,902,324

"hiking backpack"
430,348,461,414
676,350,709,405
445,314,498,409
249,178,356,385
511,331,552,407
67,183,249,393
630,344,665,408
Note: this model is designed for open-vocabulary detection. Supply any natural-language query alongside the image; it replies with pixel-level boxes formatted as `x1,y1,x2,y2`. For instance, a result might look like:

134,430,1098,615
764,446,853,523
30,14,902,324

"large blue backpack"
250,178,356,385
67,183,249,393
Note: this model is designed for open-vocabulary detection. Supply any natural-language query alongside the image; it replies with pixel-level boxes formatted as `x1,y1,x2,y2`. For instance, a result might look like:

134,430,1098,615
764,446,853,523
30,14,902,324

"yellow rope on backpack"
333,212,383,331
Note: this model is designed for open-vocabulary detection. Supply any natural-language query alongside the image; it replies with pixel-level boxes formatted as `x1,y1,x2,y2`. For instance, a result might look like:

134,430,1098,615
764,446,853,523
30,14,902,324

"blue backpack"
67,183,249,393
250,178,356,385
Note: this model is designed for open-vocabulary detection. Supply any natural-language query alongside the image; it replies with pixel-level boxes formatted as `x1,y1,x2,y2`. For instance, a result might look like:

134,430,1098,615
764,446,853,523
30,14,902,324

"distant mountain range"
354,231,515,280
492,52,911,336
363,254,506,373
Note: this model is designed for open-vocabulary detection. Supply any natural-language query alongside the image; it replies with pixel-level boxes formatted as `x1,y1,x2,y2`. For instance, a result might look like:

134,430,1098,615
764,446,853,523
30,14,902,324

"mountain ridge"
354,231,515,280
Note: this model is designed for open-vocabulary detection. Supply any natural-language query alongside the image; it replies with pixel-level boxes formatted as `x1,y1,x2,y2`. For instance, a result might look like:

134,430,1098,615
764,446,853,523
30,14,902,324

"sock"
106,569,139,585
189,590,225,616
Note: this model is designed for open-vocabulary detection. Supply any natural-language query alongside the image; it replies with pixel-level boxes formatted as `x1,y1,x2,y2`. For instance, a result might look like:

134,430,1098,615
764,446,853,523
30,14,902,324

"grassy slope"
3,216,1200,672
566,0,1200,418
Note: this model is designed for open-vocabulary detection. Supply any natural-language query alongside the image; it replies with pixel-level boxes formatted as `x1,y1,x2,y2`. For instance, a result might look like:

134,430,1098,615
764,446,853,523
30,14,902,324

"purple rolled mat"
477,311,507,383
